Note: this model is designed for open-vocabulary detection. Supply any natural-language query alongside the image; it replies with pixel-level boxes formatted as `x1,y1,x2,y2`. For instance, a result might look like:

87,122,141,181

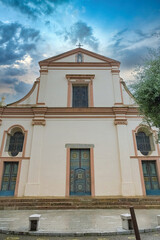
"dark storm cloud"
120,47,148,69
64,21,99,50
0,67,26,77
108,26,160,69
0,21,40,65
0,77,18,85
0,21,41,103
0,0,70,19
0,76,32,103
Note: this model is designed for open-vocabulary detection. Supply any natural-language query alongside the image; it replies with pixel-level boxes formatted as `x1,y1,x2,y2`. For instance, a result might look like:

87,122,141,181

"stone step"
0,197,160,210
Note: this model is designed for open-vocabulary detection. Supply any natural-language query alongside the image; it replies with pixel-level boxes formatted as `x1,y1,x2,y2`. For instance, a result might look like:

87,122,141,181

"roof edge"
39,47,120,66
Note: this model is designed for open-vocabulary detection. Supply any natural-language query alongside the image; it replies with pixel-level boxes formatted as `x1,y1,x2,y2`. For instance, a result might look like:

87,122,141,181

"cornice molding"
0,107,139,117
112,107,129,115
32,107,48,115
114,119,128,125
111,69,120,74
32,119,46,126
66,74,95,80
39,48,120,67
40,62,119,67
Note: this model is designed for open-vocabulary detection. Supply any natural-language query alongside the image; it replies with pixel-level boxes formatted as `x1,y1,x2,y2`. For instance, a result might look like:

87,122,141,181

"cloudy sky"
0,0,160,104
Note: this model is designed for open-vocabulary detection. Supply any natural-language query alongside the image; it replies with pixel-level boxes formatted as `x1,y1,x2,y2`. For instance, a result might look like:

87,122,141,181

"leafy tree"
130,48,160,140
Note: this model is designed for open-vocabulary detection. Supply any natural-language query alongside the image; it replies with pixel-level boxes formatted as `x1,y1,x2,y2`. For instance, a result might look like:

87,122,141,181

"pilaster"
111,69,123,105
114,110,135,196
25,108,46,196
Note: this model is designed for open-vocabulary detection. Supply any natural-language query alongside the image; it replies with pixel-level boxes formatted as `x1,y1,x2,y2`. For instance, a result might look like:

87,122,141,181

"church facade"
0,47,160,197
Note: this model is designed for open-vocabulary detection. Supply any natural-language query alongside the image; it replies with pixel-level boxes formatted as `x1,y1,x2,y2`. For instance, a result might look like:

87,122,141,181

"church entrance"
142,160,160,195
0,162,18,196
70,149,91,196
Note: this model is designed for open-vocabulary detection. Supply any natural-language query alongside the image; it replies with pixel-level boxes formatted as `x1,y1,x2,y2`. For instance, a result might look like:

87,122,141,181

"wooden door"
142,161,160,195
0,162,18,196
70,149,91,196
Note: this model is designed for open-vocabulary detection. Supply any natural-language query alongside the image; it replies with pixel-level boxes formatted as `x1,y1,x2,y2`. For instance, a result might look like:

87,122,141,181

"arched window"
8,131,24,156
77,53,83,62
5,127,25,157
136,131,151,155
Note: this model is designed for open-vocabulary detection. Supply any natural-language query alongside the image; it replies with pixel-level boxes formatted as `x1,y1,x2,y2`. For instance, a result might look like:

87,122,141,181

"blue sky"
0,0,160,104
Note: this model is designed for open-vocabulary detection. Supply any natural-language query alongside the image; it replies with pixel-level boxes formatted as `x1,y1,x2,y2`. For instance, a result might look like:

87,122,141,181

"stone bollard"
29,214,41,231
121,213,133,230
157,215,160,226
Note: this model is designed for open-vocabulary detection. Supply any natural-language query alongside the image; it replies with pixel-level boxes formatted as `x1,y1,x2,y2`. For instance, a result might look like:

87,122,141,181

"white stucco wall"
1,50,159,198
39,68,116,107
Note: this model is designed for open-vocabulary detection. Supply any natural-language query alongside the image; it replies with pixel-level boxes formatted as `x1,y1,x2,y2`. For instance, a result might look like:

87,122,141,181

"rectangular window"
72,85,88,107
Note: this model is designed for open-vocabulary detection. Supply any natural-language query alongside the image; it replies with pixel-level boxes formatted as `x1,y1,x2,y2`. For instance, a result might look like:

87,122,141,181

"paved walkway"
0,209,160,235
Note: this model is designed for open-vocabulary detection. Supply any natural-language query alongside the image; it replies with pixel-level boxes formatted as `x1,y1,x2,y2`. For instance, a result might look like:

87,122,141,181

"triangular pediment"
39,48,120,67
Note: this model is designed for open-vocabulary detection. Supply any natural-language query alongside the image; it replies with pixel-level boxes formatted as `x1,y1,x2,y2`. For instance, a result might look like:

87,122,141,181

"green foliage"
130,48,160,140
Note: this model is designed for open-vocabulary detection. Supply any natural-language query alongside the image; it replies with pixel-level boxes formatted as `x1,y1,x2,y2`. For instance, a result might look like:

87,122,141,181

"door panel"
0,162,18,196
142,161,160,195
70,149,91,196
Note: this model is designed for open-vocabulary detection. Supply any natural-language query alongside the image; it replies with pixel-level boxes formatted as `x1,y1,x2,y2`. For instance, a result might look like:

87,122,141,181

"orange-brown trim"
120,79,135,100
67,81,72,107
65,148,70,197
119,78,124,105
36,80,40,104
90,147,95,196
111,69,120,74
66,74,95,80
39,47,120,66
39,69,48,73
32,119,46,126
114,103,123,105
0,125,28,158
90,80,94,107
114,119,128,125
65,147,95,197
40,62,119,67
137,158,160,196
0,158,22,197
0,157,30,160
0,131,5,157
67,76,94,107
130,156,160,159
132,130,138,156
0,107,140,116
132,125,158,157
138,159,146,195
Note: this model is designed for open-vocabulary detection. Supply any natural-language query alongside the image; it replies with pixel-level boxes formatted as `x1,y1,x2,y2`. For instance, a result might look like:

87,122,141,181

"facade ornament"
114,119,128,125
32,119,46,126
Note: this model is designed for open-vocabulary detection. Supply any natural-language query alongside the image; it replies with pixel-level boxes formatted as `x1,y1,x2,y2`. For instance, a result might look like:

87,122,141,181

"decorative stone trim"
66,74,95,80
113,107,128,114
32,119,46,126
111,69,120,74
0,107,140,116
40,69,48,74
32,107,48,115
65,144,94,148
114,119,128,125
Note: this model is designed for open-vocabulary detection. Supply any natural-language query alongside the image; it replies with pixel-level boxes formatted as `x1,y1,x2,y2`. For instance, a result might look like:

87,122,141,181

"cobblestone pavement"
0,232,160,240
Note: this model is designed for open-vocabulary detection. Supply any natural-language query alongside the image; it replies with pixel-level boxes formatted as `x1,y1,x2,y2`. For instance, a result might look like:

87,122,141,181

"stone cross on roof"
76,43,83,48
